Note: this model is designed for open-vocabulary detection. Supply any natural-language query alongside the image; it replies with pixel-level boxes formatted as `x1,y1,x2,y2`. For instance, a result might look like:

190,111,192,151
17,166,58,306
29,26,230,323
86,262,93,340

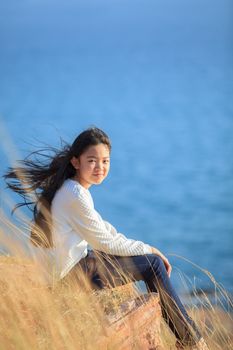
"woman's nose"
95,161,102,169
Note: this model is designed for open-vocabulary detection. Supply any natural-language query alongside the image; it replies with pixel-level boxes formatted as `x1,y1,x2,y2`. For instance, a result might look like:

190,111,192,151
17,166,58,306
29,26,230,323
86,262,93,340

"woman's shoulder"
52,179,94,217
57,179,88,199
52,179,86,208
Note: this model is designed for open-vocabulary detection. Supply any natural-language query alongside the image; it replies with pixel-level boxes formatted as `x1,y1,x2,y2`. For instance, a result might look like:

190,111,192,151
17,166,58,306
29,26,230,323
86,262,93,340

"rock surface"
99,288,164,350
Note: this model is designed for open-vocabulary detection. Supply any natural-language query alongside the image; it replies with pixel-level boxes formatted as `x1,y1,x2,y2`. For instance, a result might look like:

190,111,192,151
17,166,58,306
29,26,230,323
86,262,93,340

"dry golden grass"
0,256,106,350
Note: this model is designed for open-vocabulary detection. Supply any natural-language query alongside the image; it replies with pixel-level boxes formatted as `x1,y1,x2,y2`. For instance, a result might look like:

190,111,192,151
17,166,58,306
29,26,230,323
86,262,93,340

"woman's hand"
150,247,172,278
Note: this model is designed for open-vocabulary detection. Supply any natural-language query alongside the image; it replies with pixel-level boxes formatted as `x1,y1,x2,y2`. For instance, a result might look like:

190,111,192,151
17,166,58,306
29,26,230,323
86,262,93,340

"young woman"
4,127,209,349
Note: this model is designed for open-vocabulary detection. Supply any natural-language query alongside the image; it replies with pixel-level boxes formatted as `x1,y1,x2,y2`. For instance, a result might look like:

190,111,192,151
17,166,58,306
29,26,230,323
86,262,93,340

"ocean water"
0,0,232,297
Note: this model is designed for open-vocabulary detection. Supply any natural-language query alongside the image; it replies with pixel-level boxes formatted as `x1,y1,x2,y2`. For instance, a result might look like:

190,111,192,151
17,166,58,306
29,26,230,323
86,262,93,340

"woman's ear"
70,156,80,170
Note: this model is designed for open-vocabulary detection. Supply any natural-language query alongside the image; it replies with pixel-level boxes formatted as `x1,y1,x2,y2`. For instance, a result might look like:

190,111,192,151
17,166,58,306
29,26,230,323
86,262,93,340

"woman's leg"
62,251,202,347
92,252,202,347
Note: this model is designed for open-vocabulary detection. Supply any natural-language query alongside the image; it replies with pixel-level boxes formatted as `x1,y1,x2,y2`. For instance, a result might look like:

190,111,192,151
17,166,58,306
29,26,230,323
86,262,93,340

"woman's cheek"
89,163,96,171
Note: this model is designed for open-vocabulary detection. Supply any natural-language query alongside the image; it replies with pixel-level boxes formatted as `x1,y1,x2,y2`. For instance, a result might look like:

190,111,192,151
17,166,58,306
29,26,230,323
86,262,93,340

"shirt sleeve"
67,193,152,256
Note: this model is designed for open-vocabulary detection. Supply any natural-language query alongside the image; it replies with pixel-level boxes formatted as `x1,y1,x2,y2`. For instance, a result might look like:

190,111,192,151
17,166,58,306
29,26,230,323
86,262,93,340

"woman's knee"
147,254,166,274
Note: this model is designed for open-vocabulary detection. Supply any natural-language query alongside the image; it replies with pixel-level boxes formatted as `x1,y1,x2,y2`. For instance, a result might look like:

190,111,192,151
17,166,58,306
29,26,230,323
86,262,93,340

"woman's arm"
66,194,152,256
104,219,172,276
63,190,171,276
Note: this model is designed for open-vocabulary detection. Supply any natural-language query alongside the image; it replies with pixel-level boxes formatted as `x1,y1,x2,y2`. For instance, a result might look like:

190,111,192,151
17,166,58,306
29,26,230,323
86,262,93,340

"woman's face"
71,143,110,189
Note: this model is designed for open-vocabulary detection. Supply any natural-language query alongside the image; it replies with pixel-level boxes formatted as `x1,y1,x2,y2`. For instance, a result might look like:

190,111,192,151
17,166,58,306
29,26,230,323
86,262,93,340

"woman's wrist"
151,246,163,256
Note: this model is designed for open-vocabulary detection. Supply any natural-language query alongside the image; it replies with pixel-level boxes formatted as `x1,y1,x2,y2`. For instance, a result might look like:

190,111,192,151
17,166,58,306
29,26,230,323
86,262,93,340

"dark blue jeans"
63,251,202,347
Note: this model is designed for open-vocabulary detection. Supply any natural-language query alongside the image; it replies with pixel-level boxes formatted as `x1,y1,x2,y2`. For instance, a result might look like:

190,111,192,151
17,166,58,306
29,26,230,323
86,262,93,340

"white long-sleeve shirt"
51,179,152,279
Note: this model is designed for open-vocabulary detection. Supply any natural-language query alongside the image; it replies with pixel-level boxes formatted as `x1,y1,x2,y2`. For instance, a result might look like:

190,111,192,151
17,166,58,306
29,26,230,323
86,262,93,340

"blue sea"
0,0,232,300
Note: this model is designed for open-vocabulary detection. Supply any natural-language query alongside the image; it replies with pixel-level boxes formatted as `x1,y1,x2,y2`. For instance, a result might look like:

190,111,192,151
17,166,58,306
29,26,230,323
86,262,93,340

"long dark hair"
3,127,111,248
